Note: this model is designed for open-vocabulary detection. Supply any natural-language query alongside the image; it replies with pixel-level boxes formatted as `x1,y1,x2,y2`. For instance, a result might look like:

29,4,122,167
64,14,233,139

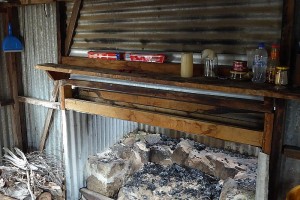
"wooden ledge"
65,98,263,147
36,62,300,100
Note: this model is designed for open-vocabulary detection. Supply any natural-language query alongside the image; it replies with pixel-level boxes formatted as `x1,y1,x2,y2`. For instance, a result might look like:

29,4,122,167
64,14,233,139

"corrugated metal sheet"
68,0,282,55
138,124,260,156
64,111,138,200
0,14,15,160
18,4,63,159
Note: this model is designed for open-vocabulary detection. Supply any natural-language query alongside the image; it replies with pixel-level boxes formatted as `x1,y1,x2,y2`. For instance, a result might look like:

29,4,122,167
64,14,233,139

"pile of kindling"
0,148,64,200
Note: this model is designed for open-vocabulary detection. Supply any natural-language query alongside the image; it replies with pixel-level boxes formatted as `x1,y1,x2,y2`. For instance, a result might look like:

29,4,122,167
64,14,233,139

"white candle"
181,53,193,78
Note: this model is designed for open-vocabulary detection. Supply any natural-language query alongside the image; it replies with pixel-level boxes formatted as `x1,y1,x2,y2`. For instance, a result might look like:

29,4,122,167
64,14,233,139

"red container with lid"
232,60,247,72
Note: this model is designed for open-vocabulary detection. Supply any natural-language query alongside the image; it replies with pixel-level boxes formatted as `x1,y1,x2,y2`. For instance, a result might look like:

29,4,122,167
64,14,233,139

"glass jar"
230,70,248,81
204,57,218,78
275,66,289,86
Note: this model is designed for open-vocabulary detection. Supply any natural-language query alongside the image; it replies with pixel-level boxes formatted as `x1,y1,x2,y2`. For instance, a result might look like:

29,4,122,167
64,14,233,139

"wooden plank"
19,0,55,4
60,84,72,110
64,79,273,113
4,6,23,149
79,89,263,130
283,145,300,160
262,113,274,154
36,63,300,100
65,98,263,147
46,71,70,80
39,81,60,151
61,56,202,76
64,0,82,55
18,96,60,109
268,99,286,200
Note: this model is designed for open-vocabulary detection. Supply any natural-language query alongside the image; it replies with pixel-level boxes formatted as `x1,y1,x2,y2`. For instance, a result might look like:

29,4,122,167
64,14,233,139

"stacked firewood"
0,148,64,200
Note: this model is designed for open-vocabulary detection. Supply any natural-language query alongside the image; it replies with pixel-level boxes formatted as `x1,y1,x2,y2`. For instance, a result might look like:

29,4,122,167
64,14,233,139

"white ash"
120,163,222,200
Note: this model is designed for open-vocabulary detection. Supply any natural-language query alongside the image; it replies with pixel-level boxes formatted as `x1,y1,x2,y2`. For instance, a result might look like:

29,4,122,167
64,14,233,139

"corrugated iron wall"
68,0,282,55
64,111,138,200
0,14,15,160
18,4,63,159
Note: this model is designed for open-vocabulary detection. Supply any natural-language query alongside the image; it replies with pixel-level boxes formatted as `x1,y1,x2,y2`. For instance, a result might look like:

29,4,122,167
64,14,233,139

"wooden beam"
64,98,263,147
46,71,70,80
64,79,273,113
79,89,264,130
18,96,60,109
36,63,300,100
62,56,202,76
39,81,60,151
284,145,300,160
269,99,287,200
60,84,72,110
64,0,82,55
262,113,274,154
19,0,55,4
4,6,23,149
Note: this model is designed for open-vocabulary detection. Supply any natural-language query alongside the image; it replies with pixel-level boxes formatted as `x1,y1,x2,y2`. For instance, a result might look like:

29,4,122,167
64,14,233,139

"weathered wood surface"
18,96,60,110
64,0,82,55
36,63,300,100
64,79,272,113
269,99,287,200
65,98,263,146
284,145,300,160
262,113,274,154
79,89,264,130
39,81,60,151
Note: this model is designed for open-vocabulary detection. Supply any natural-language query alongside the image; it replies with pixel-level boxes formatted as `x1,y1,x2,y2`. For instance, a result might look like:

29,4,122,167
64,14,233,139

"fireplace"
81,131,258,200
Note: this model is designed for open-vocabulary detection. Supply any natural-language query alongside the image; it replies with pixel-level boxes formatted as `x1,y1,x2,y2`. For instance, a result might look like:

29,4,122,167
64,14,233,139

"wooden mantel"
36,57,299,200
35,57,300,156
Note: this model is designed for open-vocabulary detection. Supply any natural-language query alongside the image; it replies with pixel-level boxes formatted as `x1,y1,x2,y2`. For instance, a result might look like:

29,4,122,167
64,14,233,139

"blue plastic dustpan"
2,24,23,52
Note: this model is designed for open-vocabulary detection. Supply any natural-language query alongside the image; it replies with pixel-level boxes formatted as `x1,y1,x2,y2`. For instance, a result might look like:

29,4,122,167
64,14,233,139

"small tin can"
233,60,247,72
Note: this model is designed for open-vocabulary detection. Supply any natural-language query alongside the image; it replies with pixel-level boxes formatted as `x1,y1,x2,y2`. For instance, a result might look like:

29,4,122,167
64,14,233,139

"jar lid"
276,66,289,70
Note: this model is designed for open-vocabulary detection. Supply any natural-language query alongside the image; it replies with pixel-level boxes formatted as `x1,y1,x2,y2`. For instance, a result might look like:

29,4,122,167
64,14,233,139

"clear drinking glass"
204,57,218,78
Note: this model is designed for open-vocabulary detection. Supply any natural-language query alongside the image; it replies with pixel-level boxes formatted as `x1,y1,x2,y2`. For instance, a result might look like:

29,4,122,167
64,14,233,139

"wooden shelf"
36,61,300,100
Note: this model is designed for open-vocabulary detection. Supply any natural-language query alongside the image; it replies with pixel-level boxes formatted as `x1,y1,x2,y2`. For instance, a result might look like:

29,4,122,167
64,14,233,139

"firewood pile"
0,148,64,200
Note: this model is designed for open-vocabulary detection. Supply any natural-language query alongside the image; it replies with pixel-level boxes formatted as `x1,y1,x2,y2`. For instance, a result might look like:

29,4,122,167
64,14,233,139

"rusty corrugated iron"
68,0,282,54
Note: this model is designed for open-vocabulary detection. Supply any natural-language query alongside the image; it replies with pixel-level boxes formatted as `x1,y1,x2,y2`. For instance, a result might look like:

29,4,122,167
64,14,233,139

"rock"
86,153,131,198
87,154,130,179
122,137,136,147
87,175,124,198
185,150,242,180
171,139,194,165
111,144,133,160
150,145,173,166
133,141,150,164
219,178,255,200
145,134,161,145
0,193,16,200
37,192,52,200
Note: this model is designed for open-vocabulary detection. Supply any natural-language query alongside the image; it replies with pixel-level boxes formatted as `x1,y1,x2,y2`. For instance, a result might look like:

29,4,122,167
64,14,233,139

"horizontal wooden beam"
65,98,263,147
36,63,300,100
18,96,60,110
284,145,300,160
79,89,264,130
65,79,272,113
62,56,202,76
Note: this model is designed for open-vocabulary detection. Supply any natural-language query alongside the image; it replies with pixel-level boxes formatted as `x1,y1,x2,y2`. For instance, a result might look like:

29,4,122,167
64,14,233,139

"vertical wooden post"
4,7,23,149
268,99,287,200
60,83,72,110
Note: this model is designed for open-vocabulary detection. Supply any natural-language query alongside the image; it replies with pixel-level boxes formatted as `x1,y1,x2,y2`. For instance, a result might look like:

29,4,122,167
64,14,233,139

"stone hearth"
83,131,257,200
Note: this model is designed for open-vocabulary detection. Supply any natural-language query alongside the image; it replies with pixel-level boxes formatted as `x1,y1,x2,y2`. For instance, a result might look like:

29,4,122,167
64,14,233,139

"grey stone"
171,139,194,165
144,134,161,145
150,145,173,166
219,178,255,200
133,141,150,163
86,175,124,198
